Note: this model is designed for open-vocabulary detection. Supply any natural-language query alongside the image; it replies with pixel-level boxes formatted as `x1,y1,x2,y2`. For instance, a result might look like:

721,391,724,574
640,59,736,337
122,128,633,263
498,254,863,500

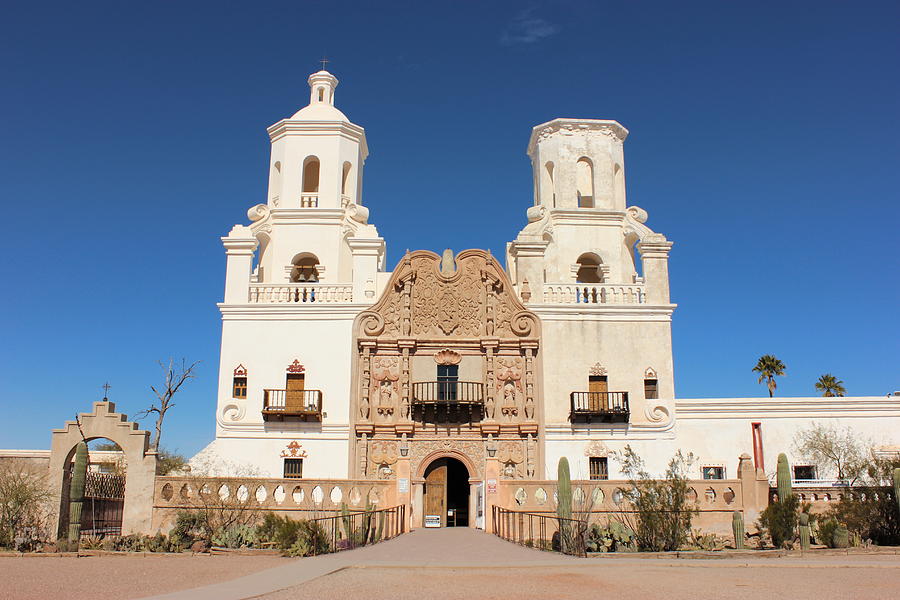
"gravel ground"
0,554,291,600
264,558,900,600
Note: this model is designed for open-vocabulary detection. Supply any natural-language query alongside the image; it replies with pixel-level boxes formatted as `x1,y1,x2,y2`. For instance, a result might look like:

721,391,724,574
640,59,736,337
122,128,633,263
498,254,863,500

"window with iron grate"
589,457,608,480
284,458,303,479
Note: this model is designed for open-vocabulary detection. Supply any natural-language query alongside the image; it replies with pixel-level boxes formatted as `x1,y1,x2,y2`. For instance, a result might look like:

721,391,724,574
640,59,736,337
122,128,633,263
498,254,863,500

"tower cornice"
527,118,629,157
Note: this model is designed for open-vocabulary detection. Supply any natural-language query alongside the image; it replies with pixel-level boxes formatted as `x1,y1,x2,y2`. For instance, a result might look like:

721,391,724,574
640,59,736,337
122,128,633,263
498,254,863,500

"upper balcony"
248,283,353,304
569,391,630,424
411,381,485,422
540,284,645,305
262,389,323,421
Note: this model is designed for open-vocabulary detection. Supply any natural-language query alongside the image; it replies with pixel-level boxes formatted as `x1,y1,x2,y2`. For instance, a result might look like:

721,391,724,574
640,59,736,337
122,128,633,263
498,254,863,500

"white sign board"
424,515,442,528
398,478,409,493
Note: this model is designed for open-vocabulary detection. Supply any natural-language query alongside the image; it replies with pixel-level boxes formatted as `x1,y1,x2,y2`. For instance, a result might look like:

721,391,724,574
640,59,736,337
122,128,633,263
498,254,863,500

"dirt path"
0,554,291,600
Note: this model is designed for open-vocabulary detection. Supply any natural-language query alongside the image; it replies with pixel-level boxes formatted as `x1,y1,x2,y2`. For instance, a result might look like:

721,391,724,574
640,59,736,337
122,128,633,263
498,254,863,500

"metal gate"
80,472,125,537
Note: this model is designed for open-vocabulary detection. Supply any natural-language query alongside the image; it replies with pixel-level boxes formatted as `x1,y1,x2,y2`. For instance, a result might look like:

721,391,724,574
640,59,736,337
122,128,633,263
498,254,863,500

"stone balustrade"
248,283,354,303
540,284,645,305
152,477,396,530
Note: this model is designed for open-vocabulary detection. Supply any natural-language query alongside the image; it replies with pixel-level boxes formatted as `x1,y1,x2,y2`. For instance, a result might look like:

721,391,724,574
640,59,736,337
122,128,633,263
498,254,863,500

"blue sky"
1,1,897,457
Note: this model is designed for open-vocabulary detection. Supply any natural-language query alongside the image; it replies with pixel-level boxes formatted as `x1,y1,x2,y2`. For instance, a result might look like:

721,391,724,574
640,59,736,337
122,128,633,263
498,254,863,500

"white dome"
290,103,348,121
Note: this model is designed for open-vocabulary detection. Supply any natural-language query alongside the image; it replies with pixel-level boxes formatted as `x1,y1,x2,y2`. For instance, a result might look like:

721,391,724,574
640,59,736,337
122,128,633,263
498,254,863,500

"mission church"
196,68,899,528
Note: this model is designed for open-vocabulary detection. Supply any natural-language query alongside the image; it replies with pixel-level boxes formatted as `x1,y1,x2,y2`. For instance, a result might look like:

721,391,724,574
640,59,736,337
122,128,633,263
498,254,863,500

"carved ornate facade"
351,249,542,481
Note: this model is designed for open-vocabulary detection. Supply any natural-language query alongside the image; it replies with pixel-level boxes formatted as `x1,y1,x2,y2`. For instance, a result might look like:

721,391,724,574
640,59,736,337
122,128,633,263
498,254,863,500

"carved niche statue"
496,357,524,421
371,356,400,421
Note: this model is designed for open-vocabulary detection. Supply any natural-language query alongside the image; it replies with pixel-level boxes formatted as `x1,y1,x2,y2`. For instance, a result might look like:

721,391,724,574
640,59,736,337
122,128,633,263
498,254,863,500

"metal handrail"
304,505,406,555
411,381,485,404
569,391,629,423
492,505,587,557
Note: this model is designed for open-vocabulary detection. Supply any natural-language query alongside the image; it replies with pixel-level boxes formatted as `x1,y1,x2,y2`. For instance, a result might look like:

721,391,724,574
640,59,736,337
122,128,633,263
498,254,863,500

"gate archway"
422,456,470,528
49,401,157,536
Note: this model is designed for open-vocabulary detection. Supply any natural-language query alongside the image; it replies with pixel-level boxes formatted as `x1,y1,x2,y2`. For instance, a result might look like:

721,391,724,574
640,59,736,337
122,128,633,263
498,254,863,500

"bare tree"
792,422,871,484
137,359,199,451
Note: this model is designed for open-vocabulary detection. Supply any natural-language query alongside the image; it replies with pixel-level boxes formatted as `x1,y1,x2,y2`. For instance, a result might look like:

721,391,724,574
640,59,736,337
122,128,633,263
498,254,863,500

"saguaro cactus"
732,511,745,549
776,453,792,501
893,468,900,519
67,441,88,548
799,512,810,551
833,525,849,549
556,457,573,553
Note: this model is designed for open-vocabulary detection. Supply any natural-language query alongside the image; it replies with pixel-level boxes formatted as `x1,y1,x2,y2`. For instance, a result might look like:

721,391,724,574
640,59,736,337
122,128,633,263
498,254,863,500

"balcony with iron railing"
569,391,630,423
262,389,323,421
411,381,485,422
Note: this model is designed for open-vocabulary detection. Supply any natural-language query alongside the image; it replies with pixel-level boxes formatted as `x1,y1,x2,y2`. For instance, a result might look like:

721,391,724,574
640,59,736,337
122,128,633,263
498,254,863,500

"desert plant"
0,462,53,551
818,518,839,548
793,423,872,484
169,510,209,548
833,525,849,548
614,445,698,552
799,512,810,551
66,442,88,548
732,511,745,549
212,524,257,548
894,468,900,518
776,453,792,501
374,509,385,543
585,520,634,553
758,493,799,549
555,457,574,553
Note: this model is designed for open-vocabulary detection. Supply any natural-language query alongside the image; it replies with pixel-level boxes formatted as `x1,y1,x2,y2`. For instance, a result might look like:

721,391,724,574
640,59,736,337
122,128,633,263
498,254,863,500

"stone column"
637,235,674,305
221,225,257,304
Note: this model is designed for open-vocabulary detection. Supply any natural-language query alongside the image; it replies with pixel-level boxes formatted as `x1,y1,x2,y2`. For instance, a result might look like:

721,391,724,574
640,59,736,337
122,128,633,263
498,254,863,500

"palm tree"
815,374,846,397
752,355,786,398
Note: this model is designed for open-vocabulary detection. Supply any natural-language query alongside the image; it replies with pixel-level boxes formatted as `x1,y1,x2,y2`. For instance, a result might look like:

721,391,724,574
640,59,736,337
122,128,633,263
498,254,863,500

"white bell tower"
222,68,385,304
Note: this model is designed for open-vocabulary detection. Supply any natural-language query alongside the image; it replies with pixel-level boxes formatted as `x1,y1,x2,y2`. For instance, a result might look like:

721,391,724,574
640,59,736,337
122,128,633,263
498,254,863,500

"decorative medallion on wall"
498,440,525,479
644,367,657,379
286,359,305,374
584,441,609,458
369,440,399,479
280,441,307,458
433,349,462,365
589,363,607,376
233,364,248,377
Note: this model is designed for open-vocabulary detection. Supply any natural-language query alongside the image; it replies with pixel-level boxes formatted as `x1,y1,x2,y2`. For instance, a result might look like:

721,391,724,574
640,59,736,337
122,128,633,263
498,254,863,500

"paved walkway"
145,528,578,600
146,528,900,600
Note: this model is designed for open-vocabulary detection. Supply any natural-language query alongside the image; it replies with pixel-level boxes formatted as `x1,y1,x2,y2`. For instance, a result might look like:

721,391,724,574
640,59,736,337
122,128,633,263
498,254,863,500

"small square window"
702,466,725,480
793,465,816,480
589,457,608,481
233,376,247,399
284,458,303,479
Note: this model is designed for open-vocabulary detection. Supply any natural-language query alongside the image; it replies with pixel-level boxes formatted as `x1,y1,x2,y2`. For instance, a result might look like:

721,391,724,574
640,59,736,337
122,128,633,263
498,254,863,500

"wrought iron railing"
569,391,629,423
262,389,323,420
304,505,406,555
492,506,587,557
412,381,485,404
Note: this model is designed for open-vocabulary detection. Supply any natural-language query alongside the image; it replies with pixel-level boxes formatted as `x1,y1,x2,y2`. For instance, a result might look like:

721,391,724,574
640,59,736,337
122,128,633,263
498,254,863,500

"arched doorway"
423,457,469,527
58,438,127,539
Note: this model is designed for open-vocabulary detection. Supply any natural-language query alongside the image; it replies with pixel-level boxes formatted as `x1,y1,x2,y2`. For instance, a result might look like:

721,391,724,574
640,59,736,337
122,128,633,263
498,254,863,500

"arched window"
290,253,320,283
302,157,320,193
255,233,270,280
318,87,324,102
576,158,594,208
541,161,555,207
575,252,603,284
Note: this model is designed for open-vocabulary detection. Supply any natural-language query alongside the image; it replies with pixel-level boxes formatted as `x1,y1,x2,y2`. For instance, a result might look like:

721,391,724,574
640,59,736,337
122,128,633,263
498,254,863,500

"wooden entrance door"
588,376,608,411
286,373,305,412
424,461,447,527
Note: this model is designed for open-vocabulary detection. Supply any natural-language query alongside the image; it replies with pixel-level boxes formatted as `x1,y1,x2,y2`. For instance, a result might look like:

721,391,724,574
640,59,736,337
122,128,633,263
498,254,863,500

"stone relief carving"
495,357,523,421
644,404,671,424
644,367,657,379
369,440,399,479
584,441,609,458
433,349,461,365
410,439,484,479
247,203,269,222
589,362,607,376
498,440,525,479
371,356,400,419
221,403,246,422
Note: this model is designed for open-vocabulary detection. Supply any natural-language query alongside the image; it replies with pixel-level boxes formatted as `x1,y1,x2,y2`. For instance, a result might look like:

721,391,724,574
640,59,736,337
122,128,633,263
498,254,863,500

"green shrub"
212,524,257,548
169,510,209,549
758,493,799,548
825,487,900,546
585,521,635,553
255,514,330,556
818,518,840,548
